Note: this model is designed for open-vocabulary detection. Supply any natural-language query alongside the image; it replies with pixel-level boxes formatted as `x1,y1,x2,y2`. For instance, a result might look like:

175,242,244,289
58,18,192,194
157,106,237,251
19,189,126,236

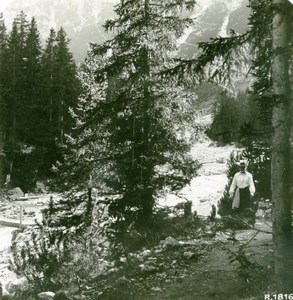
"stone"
255,209,265,218
6,277,28,294
116,276,130,285
38,291,55,299
141,249,152,258
119,257,127,263
36,181,47,193
183,251,197,259
150,287,162,292
215,232,230,242
160,236,180,248
8,187,24,201
216,157,225,163
258,201,271,209
264,208,272,219
139,264,158,273
0,281,11,298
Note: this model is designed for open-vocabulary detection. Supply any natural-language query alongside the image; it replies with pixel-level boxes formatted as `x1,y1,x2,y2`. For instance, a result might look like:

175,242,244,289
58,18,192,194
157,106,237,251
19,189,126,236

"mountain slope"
1,0,250,62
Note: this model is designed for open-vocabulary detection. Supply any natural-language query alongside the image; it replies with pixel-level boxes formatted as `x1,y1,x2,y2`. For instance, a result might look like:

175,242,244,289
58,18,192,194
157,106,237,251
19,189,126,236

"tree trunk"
271,0,293,292
0,93,4,187
140,0,154,224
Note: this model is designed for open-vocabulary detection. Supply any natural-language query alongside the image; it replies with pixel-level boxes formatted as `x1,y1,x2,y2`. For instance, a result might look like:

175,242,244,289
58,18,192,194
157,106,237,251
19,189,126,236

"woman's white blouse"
229,171,256,196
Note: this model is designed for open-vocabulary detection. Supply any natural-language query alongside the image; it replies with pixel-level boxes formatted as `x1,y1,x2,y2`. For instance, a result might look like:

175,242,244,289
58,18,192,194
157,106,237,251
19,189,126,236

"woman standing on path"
229,160,255,212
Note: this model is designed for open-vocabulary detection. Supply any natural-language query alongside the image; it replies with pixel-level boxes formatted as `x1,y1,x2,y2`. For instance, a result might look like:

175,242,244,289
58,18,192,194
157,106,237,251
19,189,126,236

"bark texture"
271,0,293,292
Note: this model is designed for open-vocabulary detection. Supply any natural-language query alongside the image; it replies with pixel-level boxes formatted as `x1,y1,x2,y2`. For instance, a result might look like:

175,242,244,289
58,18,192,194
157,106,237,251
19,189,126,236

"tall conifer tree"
3,11,29,185
0,13,7,186
38,27,80,178
54,27,80,144
39,28,57,144
54,0,199,228
22,17,42,144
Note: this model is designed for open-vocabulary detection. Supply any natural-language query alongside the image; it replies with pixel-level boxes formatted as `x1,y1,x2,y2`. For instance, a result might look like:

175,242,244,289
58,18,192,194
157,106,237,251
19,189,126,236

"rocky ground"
135,222,274,300
0,194,59,297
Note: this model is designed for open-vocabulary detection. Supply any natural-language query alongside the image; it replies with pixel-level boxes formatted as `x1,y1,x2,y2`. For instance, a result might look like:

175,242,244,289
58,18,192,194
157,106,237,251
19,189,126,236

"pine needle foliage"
53,0,200,232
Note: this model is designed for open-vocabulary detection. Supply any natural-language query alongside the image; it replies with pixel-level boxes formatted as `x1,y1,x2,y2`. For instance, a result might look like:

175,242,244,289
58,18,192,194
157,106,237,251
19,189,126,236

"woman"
229,160,255,211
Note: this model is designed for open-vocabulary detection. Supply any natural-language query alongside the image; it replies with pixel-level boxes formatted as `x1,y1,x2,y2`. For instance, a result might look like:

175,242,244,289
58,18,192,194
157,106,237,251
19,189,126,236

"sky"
0,0,12,11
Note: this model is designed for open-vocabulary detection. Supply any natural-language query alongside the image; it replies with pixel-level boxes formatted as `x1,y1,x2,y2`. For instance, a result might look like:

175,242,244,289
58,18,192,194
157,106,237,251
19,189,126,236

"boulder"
8,187,24,201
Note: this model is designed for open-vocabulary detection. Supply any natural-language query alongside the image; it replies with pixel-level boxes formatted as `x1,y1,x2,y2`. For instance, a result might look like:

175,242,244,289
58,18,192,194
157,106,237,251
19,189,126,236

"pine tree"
39,28,57,146
37,27,81,178
2,11,29,186
22,17,42,144
0,13,7,186
53,0,199,229
54,27,80,144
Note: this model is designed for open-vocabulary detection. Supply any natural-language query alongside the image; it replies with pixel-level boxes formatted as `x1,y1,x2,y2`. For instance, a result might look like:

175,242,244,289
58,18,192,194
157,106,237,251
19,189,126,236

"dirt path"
137,224,273,300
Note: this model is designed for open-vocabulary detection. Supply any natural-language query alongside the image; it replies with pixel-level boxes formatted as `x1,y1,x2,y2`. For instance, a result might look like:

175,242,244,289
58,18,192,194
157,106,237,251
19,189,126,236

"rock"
141,249,152,258
116,276,131,286
183,251,197,259
6,277,28,293
256,209,265,218
147,257,157,262
258,201,271,209
216,157,225,163
160,236,180,248
0,282,11,298
38,291,55,299
150,287,162,292
36,181,47,193
139,264,158,273
215,232,230,242
264,208,272,218
8,187,24,201
119,257,127,263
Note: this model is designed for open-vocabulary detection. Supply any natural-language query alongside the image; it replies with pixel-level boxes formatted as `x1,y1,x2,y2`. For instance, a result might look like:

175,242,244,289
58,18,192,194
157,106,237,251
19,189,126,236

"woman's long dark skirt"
238,186,251,211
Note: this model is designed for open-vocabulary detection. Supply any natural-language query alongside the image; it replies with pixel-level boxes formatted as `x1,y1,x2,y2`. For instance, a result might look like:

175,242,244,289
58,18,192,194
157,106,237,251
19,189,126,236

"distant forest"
0,11,81,191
